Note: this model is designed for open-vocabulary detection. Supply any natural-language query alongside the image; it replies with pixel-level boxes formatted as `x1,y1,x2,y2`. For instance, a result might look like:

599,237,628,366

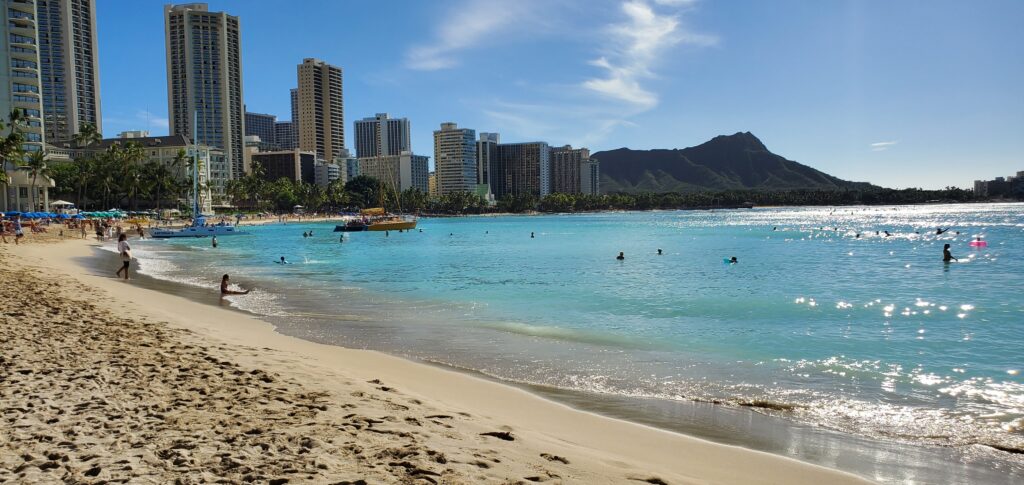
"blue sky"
97,0,1023,189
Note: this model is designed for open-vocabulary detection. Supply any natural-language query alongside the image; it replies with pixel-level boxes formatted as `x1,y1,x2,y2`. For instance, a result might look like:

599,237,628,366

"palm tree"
119,142,146,210
1,111,27,209
24,149,50,211
146,161,179,211
73,122,102,149
73,156,94,209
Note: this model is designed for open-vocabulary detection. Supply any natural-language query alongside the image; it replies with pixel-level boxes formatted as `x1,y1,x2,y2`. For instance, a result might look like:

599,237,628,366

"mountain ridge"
592,132,874,193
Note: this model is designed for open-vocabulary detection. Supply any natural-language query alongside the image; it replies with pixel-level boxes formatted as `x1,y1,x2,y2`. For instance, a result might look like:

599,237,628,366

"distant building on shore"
433,122,477,196
314,161,341,188
164,3,245,181
490,141,551,199
296,58,344,159
974,171,1024,198
1,0,46,153
245,110,278,150
550,145,599,195
428,171,437,197
37,0,103,145
252,149,316,184
274,121,296,150
354,113,411,158
359,151,429,193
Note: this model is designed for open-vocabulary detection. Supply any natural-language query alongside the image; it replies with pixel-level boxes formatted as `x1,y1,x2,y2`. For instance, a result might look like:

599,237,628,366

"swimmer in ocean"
616,251,625,260
657,249,663,255
276,256,290,264
943,244,957,262
729,256,738,264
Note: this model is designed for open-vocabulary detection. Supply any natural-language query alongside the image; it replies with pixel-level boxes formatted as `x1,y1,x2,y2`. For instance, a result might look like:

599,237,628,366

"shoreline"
2,237,871,484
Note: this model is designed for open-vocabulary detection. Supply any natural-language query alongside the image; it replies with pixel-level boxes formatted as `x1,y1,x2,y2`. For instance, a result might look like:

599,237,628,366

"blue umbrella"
4,211,19,217
72,214,84,219
57,213,69,219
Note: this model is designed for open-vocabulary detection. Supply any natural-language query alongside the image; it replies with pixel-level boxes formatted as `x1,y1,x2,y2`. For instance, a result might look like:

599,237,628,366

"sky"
96,0,1024,189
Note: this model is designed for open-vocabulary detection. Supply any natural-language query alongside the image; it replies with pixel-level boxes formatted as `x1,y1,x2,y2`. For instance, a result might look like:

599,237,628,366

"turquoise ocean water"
126,203,1023,481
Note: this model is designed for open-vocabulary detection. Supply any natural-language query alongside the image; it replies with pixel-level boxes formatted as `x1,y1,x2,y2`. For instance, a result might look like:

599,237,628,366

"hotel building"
296,58,344,159
433,122,476,195
164,3,245,180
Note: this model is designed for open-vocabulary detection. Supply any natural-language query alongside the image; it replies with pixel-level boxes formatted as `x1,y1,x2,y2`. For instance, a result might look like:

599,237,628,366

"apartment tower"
1,0,45,152
164,3,245,179
296,58,344,159
34,0,101,144
491,142,550,199
354,113,410,158
476,132,499,188
549,145,591,194
244,110,276,149
433,122,477,195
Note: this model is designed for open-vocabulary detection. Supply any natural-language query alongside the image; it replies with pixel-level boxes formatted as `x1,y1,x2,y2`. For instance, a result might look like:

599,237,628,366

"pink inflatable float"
969,239,988,247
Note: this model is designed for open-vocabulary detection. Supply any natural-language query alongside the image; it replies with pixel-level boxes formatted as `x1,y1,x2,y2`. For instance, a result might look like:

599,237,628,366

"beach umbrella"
57,213,69,219
3,211,19,217
72,214,84,219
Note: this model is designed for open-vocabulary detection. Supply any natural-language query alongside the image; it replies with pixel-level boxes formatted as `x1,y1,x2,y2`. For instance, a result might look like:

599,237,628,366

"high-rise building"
354,113,410,158
549,145,594,195
314,161,341,188
164,3,245,180
252,149,316,184
335,147,358,182
274,121,295,150
2,0,46,153
580,157,600,195
35,0,101,144
476,132,499,188
358,151,429,193
289,87,298,130
244,110,276,149
296,58,344,160
433,122,476,195
491,142,550,199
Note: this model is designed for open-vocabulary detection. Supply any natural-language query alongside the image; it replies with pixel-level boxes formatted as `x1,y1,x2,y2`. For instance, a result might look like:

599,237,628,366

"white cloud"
406,0,540,71
870,140,898,151
581,0,716,109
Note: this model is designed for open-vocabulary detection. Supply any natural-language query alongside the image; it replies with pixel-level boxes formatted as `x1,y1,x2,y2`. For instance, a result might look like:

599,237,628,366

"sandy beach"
1,234,870,484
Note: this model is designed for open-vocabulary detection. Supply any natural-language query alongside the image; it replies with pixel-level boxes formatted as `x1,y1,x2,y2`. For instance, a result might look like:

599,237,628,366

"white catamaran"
151,113,244,239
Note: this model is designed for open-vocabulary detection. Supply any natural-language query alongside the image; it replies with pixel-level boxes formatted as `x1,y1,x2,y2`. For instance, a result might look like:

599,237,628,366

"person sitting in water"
220,274,250,295
729,256,738,264
616,251,625,260
943,244,957,262
303,231,308,238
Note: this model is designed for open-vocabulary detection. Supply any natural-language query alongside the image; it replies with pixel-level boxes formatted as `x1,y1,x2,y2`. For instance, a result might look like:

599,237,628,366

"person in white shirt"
116,234,132,280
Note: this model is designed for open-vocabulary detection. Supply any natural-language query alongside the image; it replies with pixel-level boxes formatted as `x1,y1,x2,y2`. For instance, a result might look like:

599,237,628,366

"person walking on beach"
220,274,250,295
943,244,958,263
116,234,132,280
12,216,24,245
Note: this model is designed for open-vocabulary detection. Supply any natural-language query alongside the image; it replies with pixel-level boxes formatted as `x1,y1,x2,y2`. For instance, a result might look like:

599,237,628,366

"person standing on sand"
116,234,132,280
13,216,24,245
220,274,250,295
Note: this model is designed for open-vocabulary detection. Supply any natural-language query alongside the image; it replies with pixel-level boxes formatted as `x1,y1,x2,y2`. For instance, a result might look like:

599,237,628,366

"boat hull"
334,224,368,232
150,225,244,238
367,220,416,231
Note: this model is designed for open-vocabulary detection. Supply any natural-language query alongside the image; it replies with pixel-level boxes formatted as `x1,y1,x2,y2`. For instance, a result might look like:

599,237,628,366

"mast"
192,111,199,217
